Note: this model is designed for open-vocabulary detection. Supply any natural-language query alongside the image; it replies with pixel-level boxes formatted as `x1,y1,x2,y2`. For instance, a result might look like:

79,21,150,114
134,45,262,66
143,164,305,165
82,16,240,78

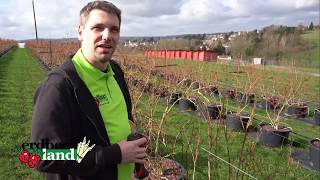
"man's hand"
118,138,147,164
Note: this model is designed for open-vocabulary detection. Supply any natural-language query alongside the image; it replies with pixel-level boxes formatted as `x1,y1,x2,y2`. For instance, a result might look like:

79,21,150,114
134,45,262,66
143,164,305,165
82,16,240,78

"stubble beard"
96,48,115,64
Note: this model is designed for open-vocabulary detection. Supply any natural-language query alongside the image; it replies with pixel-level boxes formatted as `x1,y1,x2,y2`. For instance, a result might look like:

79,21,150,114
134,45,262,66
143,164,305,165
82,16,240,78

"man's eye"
93,27,103,31
111,28,119,33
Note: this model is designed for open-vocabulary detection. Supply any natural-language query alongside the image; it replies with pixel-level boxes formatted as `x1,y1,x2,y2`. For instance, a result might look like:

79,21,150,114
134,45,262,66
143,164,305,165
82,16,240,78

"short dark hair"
80,1,121,27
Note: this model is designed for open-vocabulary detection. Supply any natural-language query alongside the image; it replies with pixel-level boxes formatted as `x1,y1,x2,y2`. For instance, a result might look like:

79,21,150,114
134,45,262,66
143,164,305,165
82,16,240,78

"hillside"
282,30,320,68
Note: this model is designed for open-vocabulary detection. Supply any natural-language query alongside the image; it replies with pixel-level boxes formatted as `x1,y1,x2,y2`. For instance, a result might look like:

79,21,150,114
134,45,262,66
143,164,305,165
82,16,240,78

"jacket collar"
58,58,110,145
72,49,115,80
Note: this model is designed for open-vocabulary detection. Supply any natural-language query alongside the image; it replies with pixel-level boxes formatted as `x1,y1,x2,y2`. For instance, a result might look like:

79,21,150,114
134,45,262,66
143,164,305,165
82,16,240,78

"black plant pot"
178,98,196,111
287,105,308,118
191,81,200,90
179,79,192,86
169,92,182,105
146,158,187,180
258,123,291,147
208,86,220,96
207,105,223,120
309,139,320,171
314,109,320,125
153,88,168,98
225,114,250,131
132,79,139,87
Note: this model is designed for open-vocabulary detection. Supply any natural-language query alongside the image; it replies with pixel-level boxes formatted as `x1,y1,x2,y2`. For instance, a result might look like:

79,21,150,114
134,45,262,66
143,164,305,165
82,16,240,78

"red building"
165,51,170,59
161,51,166,58
186,51,192,60
181,50,187,59
192,51,199,61
169,51,175,59
144,50,218,61
175,50,181,59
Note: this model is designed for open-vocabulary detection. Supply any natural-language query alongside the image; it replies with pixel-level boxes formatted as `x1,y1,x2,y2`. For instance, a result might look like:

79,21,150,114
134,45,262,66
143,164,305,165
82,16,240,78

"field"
0,31,319,179
0,48,45,179
282,30,320,69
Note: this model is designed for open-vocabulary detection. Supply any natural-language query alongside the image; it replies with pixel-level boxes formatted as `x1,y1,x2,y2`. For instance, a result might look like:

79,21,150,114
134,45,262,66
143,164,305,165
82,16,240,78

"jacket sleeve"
31,73,122,176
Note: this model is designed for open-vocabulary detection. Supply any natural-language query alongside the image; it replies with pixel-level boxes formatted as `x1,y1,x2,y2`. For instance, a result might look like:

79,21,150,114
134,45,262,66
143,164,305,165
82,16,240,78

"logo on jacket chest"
94,94,109,107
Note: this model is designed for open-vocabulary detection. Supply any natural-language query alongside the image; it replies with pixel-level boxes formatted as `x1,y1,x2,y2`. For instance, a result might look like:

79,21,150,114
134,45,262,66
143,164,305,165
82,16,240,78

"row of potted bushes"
125,62,320,125
174,97,320,171
125,64,320,172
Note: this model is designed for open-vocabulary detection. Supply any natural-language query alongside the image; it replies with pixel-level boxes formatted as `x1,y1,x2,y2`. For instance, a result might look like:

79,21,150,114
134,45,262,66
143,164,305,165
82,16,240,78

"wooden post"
32,0,39,41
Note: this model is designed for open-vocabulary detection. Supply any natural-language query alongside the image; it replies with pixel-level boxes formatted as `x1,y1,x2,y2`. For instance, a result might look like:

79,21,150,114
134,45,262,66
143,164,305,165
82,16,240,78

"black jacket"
31,58,133,180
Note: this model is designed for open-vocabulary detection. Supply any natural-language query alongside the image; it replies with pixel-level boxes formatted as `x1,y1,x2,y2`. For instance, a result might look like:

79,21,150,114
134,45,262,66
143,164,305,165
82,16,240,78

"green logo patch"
95,94,109,106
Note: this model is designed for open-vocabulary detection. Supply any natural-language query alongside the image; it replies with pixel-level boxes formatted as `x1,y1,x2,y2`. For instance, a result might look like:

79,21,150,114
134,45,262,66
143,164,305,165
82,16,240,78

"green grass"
0,48,45,179
134,93,320,179
282,30,320,69
302,30,320,47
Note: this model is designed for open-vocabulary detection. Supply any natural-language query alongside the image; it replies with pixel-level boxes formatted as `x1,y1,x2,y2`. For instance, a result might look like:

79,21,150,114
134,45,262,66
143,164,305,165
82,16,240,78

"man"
31,1,147,179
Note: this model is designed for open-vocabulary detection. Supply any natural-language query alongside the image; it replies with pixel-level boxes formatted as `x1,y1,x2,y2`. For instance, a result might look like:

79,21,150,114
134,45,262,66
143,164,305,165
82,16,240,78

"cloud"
0,0,318,40
117,0,182,17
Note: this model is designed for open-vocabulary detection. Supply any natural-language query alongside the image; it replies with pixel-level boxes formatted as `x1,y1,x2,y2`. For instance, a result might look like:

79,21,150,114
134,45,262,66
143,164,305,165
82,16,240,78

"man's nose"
101,28,110,40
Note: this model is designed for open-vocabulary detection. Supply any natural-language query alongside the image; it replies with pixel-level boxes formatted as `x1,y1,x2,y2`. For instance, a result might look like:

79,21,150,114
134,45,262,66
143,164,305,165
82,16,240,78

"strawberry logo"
28,153,40,168
19,150,30,165
17,148,41,168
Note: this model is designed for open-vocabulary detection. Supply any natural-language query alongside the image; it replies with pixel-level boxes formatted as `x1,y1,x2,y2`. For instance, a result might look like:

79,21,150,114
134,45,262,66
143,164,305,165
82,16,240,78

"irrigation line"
201,147,258,180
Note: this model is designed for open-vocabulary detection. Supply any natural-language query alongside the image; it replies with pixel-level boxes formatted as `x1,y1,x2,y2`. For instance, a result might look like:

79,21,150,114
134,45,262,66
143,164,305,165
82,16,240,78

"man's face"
77,9,120,64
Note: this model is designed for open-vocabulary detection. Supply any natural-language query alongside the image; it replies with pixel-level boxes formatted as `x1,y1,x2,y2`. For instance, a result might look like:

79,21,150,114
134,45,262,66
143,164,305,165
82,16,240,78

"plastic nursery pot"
178,98,197,111
258,123,292,147
287,104,308,118
309,139,320,171
314,108,320,125
168,92,182,105
131,79,140,87
207,104,223,120
145,158,187,180
178,79,192,87
225,113,250,131
153,87,169,98
208,86,220,96
191,81,200,90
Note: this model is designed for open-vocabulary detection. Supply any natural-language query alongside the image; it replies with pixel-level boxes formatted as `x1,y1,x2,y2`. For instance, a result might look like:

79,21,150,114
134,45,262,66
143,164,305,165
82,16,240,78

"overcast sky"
0,0,319,40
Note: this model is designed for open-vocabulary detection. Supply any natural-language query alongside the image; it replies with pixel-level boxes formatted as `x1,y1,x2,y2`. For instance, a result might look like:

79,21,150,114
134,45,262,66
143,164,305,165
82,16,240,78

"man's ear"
77,25,83,41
